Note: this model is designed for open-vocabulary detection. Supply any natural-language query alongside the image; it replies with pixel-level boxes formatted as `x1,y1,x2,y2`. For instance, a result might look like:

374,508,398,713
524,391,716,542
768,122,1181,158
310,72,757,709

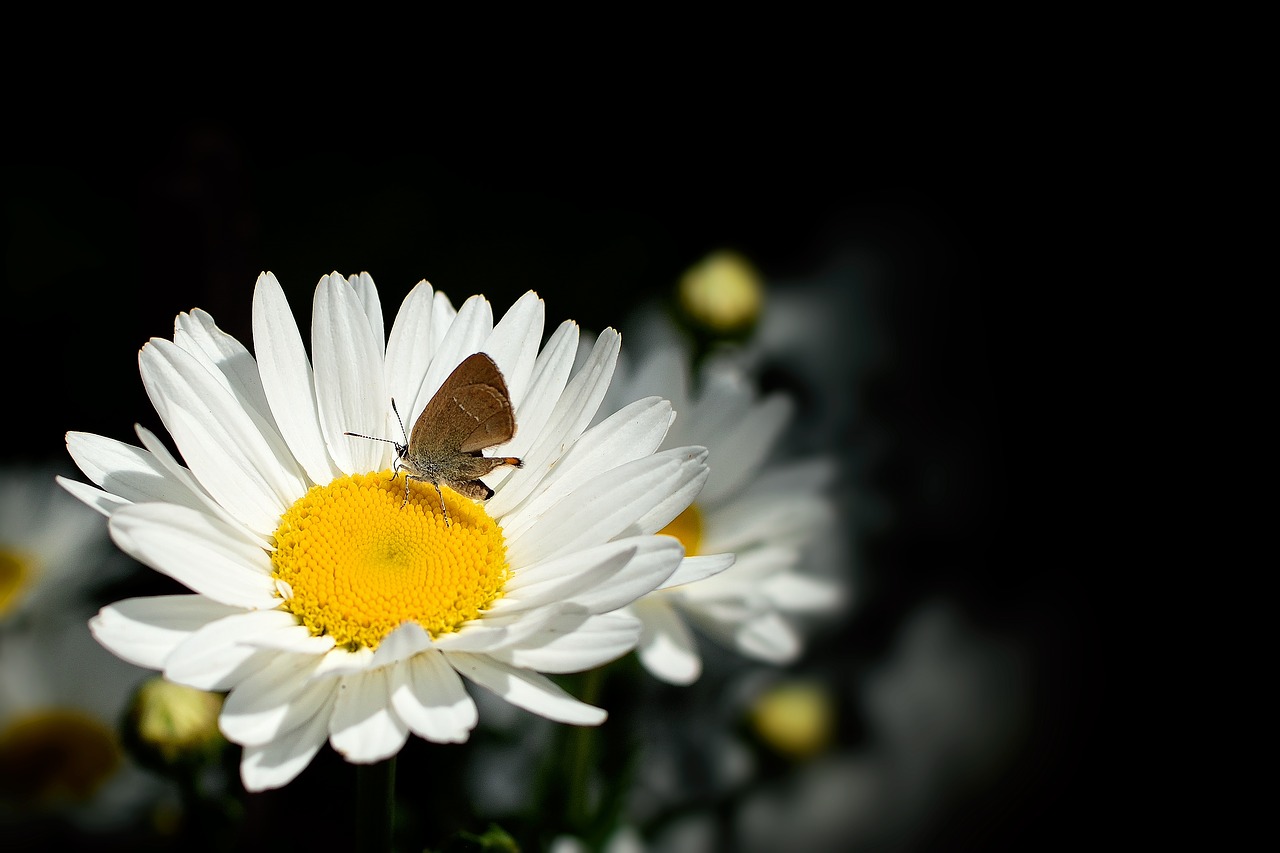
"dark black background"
3,106,1095,851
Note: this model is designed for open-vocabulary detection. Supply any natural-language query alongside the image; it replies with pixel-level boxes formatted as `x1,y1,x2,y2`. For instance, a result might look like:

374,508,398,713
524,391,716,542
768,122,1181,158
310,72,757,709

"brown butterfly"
345,352,523,525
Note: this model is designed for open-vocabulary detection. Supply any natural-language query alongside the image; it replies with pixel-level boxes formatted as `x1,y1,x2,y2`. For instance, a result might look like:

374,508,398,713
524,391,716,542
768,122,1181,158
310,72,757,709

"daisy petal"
89,595,241,670
329,668,409,763
560,535,686,614
65,431,208,512
447,654,607,726
312,272,390,474
407,295,494,425
482,290,544,411
495,541,640,613
751,456,840,496
430,290,458,343
731,611,802,664
658,553,736,591
347,272,385,355
240,623,337,654
698,393,791,505
617,345,690,430
370,621,435,669
56,475,129,517
499,397,674,540
762,572,847,613
624,446,712,536
174,308,276,427
240,701,331,792
164,610,299,691
139,338,304,535
432,607,565,653
253,271,341,486
483,321,579,512
507,447,707,565
492,613,641,673
220,652,333,746
389,650,478,743
133,425,272,550
383,281,437,424
490,328,619,513
108,503,278,610
704,546,802,589
310,645,376,680
635,597,702,685
703,493,832,553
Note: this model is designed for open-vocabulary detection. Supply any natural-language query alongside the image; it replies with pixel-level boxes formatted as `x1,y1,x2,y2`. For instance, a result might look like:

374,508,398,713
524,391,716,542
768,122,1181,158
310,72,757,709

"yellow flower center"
0,708,123,806
271,472,510,650
657,503,703,557
0,547,36,618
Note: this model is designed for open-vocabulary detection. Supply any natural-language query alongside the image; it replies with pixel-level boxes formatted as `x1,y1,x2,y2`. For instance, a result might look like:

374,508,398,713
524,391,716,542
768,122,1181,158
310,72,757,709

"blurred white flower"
1,468,168,834
64,272,708,792
0,616,168,832
1,467,130,627
603,343,848,684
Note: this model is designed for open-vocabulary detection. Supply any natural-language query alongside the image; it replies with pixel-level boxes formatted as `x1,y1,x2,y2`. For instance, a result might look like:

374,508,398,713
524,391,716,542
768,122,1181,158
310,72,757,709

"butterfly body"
346,352,523,522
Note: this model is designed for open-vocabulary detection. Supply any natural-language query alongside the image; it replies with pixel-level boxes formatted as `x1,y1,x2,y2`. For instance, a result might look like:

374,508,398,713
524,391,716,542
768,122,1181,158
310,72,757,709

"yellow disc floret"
657,502,704,557
271,472,509,650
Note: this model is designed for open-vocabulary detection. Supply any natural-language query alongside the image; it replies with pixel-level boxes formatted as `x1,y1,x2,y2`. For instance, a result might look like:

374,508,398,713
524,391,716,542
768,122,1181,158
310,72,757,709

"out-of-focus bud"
677,250,764,336
749,679,836,761
125,678,226,770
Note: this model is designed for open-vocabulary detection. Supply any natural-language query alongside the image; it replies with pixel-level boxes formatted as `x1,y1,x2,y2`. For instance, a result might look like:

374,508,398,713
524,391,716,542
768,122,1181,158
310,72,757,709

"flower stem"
357,756,396,853
567,666,605,832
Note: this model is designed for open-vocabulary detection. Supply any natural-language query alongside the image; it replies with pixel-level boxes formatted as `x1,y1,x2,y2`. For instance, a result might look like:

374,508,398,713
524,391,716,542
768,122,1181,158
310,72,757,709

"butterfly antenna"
343,431,400,445
390,398,410,444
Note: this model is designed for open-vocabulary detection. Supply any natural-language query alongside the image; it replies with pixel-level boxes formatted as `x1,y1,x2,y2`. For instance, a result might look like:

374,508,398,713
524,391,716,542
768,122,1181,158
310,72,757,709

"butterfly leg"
433,482,451,527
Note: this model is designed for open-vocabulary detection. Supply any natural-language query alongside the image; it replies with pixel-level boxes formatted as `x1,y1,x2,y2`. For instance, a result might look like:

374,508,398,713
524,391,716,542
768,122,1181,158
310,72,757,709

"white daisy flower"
60,271,708,792
604,343,847,684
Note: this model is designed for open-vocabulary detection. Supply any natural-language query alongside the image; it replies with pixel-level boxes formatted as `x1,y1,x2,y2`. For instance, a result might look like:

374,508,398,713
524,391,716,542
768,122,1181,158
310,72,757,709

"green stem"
566,667,606,833
357,756,397,853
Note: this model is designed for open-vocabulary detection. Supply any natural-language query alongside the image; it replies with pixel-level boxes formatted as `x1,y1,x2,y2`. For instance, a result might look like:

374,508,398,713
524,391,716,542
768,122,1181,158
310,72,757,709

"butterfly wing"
410,352,517,456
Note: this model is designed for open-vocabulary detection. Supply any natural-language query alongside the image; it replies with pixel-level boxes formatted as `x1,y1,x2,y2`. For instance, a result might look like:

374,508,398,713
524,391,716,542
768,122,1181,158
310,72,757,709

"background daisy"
601,339,849,684
1,466,133,627
0,467,174,844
